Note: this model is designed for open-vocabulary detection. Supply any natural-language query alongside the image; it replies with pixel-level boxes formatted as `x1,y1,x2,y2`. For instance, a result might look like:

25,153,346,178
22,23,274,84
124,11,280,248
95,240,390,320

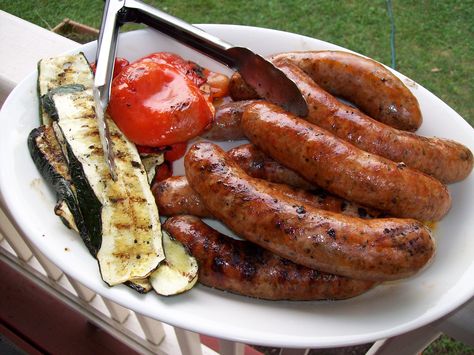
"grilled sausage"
200,100,257,141
272,60,473,184
272,51,422,131
241,101,451,221
153,176,384,218
163,215,376,300
228,74,258,101
227,143,314,190
185,142,435,281
152,176,210,218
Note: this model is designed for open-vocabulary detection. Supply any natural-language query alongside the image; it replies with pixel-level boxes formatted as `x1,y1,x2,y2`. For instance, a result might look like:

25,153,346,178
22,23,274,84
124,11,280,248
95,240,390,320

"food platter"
1,25,474,348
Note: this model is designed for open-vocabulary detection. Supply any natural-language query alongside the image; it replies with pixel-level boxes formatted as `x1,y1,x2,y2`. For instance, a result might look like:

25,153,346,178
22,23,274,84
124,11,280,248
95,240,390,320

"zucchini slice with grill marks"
140,152,165,184
27,125,95,254
150,231,198,296
38,53,93,125
51,88,164,286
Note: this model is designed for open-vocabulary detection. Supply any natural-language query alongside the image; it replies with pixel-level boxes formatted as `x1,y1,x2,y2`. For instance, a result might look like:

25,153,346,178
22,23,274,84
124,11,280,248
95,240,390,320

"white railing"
1,10,473,355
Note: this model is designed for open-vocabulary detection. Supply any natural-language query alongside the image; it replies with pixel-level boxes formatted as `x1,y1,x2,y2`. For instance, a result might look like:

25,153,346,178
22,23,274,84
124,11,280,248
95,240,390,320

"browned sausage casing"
163,215,376,300
152,176,210,218
241,101,451,221
230,61,473,183
153,175,384,219
200,100,257,141
185,142,435,281
228,143,314,190
272,51,422,131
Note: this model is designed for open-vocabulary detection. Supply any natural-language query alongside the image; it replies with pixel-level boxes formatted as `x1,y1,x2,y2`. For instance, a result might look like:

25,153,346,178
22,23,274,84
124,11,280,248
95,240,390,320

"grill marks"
53,88,163,285
185,142,436,281
164,215,376,300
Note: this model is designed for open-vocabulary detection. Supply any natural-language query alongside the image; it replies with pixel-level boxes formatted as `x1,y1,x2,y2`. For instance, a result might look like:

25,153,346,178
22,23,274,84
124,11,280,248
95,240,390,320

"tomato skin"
164,142,187,162
140,52,208,87
90,57,129,78
108,60,214,147
152,162,173,183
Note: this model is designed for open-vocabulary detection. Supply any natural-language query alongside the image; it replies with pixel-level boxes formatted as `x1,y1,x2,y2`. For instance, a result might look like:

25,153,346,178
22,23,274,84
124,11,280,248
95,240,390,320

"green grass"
1,1,473,353
424,335,474,355
1,0,472,126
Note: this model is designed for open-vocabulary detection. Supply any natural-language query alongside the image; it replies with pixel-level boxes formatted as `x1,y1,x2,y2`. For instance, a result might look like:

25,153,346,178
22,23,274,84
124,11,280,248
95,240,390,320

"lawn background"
1,1,473,354
1,0,472,127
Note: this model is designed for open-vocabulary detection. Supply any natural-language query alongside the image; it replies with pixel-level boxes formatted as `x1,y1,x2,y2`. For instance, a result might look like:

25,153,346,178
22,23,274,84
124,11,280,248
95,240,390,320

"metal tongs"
94,0,308,180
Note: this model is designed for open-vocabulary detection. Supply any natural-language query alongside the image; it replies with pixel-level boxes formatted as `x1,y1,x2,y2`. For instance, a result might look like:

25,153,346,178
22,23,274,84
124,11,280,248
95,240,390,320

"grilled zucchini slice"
27,125,95,254
150,231,198,296
51,88,165,286
38,53,93,125
140,152,165,184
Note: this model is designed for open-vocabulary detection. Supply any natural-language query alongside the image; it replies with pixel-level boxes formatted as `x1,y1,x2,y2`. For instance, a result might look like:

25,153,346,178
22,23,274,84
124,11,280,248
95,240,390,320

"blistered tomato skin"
140,52,209,87
108,61,214,147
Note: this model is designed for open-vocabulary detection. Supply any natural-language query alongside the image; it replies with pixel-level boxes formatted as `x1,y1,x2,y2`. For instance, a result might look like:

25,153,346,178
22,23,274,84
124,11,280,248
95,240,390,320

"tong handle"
124,0,238,68
95,0,124,103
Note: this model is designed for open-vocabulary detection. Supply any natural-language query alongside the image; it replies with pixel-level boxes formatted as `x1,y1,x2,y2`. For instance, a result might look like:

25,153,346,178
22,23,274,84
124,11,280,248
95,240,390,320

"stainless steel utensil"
94,0,307,179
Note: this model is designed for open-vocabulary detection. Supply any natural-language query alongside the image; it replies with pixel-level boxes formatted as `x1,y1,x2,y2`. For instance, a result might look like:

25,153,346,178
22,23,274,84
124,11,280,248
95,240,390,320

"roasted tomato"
140,52,208,87
108,60,214,147
153,161,173,183
90,57,129,78
164,142,188,162
140,52,229,99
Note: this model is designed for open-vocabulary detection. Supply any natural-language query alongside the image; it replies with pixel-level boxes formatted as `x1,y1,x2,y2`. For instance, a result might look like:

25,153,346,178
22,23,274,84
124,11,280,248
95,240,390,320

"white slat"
367,328,441,355
28,243,64,280
0,208,33,261
103,297,130,323
66,275,96,302
136,313,166,345
174,327,203,355
218,339,245,355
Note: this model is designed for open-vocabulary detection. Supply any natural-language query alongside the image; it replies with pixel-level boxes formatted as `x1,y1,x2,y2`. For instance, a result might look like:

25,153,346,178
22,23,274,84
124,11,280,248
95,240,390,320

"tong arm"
123,0,239,68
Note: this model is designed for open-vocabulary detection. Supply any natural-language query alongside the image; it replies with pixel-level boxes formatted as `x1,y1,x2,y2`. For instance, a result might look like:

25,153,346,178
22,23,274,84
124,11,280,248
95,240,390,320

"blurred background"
1,1,473,354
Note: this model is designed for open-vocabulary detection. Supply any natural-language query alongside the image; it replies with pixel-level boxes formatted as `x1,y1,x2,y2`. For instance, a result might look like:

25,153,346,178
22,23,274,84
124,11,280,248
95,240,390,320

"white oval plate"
1,25,473,348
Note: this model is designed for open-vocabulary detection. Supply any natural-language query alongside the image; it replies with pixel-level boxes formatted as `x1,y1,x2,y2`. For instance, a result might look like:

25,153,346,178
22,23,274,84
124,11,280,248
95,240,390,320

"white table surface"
0,10,79,106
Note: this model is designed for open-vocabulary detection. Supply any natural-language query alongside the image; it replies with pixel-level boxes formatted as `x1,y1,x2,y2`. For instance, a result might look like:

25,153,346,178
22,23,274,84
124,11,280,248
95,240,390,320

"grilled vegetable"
51,87,164,286
150,230,198,296
126,278,153,294
140,152,165,184
54,199,78,232
37,53,93,125
33,51,199,294
126,231,199,295
41,84,86,122
27,125,95,254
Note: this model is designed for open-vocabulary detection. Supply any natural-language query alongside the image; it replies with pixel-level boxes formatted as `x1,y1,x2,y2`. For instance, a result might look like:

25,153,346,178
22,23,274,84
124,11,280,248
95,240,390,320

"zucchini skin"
41,84,86,122
62,134,103,254
27,125,97,255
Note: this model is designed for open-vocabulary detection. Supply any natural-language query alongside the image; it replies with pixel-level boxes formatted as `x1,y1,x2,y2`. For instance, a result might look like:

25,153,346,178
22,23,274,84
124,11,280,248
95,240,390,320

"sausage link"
228,143,314,190
272,60,473,184
163,215,376,300
201,100,258,141
228,73,258,101
241,101,451,221
272,51,422,131
185,142,435,281
152,176,210,218
154,175,384,219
